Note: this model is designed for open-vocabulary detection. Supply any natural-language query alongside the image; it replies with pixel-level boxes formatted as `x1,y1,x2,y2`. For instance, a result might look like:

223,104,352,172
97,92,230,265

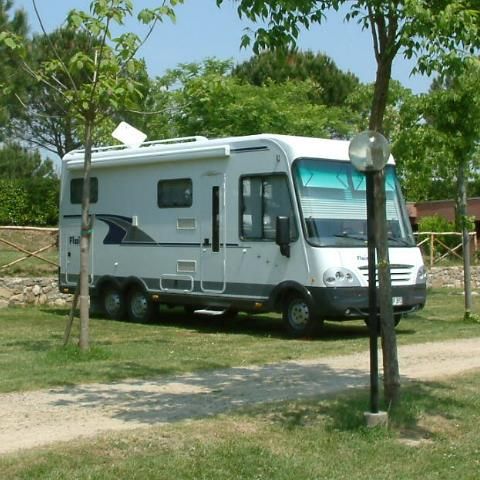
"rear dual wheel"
101,285,155,323
101,286,126,320
127,287,155,323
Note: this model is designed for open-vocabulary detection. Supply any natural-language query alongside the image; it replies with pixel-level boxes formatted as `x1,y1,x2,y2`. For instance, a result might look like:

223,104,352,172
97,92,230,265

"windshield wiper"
334,233,367,244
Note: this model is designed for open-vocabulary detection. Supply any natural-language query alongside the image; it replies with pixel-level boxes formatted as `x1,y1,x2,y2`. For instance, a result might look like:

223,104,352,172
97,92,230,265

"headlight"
416,265,428,284
323,267,360,287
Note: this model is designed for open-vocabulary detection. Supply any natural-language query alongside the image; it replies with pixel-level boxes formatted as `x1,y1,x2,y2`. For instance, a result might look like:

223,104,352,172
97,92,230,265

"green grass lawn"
0,288,478,393
1,370,479,479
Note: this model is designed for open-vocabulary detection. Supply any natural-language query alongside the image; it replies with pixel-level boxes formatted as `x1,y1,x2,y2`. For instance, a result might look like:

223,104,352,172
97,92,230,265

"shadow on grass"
154,311,417,344
49,360,372,425
3,339,53,352
46,355,467,438
41,304,417,342
248,378,466,437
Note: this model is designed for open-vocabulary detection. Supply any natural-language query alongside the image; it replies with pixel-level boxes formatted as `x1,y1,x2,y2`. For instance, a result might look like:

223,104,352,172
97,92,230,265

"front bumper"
307,284,427,320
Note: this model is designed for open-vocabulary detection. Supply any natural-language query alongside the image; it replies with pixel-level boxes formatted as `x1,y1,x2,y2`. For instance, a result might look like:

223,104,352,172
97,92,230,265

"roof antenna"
112,121,147,148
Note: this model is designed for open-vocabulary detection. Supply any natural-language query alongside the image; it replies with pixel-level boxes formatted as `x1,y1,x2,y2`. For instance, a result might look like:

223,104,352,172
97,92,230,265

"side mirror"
276,216,290,258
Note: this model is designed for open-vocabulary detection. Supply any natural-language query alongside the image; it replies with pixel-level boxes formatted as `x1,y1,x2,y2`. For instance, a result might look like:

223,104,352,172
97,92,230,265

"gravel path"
1,338,480,456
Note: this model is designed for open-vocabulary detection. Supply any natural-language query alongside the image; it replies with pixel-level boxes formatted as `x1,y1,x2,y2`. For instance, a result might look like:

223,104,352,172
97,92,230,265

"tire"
283,295,319,338
101,285,126,320
127,287,155,323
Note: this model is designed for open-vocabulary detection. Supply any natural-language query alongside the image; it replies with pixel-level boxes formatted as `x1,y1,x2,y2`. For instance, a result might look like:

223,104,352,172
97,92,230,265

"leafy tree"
0,143,59,226
393,92,461,203
7,27,98,158
0,177,59,226
215,0,480,405
147,58,356,140
0,142,56,178
5,26,151,158
347,80,413,144
1,0,183,350
396,58,480,320
233,50,359,106
0,0,28,133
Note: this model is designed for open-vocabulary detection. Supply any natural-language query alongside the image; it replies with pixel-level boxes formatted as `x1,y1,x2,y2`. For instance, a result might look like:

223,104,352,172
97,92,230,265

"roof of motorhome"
62,133,394,167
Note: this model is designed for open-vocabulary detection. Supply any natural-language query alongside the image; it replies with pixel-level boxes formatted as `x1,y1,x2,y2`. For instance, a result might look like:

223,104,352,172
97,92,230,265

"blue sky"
14,0,432,93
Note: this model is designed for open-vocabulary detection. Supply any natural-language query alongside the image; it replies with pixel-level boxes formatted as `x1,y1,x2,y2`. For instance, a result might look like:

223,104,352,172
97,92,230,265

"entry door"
63,218,94,286
200,174,226,293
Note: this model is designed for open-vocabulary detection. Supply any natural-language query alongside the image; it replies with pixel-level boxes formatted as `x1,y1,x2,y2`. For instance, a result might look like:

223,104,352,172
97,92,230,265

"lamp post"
349,131,390,425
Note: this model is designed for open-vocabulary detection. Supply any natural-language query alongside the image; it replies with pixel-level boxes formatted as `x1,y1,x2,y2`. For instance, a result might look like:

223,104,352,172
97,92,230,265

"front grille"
358,264,414,286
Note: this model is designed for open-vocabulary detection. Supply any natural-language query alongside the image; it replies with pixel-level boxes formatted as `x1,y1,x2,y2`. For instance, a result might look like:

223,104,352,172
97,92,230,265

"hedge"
0,178,59,226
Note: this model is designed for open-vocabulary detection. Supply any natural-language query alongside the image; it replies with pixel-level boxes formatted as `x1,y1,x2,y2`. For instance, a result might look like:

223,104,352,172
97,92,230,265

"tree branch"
367,4,381,62
32,0,79,93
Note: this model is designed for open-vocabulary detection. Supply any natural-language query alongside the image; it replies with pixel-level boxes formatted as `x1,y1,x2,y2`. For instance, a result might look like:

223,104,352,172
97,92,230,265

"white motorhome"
59,134,427,337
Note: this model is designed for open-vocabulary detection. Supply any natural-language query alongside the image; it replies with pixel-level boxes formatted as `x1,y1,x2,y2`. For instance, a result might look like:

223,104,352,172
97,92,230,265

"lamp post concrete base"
364,411,388,428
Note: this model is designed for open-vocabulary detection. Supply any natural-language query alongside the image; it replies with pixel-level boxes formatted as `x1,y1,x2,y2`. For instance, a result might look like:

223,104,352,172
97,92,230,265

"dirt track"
1,337,480,456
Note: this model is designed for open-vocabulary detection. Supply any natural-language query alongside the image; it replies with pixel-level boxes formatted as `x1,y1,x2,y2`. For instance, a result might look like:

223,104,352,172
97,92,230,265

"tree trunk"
79,120,94,351
369,57,401,407
456,159,472,320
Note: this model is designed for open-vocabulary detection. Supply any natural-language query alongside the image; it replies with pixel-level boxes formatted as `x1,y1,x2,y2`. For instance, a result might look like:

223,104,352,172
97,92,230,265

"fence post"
430,233,435,268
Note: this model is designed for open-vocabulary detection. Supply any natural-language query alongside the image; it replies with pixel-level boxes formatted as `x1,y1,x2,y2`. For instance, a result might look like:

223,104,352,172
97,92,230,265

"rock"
8,294,24,306
38,294,48,305
0,287,12,299
24,291,35,304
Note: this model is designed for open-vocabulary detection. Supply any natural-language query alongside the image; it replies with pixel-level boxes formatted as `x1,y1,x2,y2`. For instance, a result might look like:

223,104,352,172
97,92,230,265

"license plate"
392,296,403,306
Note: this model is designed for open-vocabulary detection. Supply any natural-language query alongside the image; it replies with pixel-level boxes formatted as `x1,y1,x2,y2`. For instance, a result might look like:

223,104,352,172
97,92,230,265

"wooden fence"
0,226,59,271
0,226,477,272
414,231,477,267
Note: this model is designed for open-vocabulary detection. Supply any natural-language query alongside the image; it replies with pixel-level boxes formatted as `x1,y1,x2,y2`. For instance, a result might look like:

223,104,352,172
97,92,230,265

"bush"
0,178,59,226
418,214,454,233
417,214,459,258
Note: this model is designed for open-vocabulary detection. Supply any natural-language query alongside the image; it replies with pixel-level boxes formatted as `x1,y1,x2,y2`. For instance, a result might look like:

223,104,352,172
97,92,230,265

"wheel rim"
104,289,122,317
130,290,149,319
288,299,310,329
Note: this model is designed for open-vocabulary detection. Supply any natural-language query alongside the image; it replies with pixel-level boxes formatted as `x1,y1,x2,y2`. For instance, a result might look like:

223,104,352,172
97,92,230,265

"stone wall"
0,277,71,309
428,266,480,289
0,267,478,308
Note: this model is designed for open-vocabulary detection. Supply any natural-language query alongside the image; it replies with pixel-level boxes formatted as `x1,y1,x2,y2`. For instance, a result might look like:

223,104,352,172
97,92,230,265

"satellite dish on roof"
112,121,147,148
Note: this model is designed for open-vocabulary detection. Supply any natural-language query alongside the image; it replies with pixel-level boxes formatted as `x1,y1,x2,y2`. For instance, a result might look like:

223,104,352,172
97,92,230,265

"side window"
241,174,297,241
70,178,98,204
157,178,192,208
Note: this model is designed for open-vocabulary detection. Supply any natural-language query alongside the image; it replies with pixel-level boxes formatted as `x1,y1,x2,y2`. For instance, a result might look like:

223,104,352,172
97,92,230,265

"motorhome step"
193,309,228,316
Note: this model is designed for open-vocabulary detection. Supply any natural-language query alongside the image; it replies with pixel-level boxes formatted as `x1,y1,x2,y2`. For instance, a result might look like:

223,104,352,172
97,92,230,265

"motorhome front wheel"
283,295,318,338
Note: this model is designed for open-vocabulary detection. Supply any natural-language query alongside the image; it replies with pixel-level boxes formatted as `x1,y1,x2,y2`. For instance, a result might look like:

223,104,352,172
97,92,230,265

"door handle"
203,238,210,247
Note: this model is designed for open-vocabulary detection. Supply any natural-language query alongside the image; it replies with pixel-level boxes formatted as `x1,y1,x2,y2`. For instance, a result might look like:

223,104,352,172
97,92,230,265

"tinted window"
158,178,192,208
240,174,296,241
70,178,98,204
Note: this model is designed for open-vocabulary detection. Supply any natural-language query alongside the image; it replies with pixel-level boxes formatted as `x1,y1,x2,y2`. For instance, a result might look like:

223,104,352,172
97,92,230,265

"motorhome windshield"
292,158,415,248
